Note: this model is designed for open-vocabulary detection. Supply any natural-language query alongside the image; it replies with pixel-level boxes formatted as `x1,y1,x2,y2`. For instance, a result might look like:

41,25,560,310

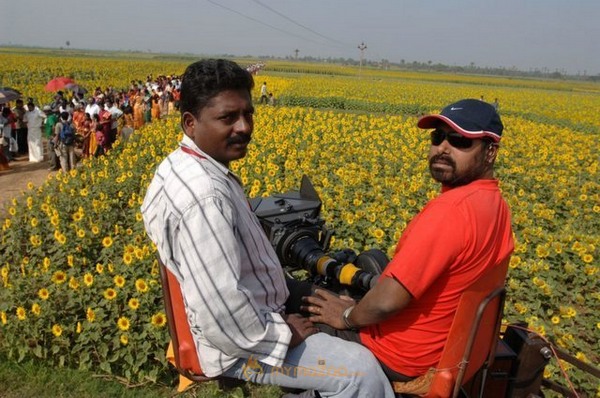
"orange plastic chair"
393,257,510,398
159,259,248,394
159,259,215,382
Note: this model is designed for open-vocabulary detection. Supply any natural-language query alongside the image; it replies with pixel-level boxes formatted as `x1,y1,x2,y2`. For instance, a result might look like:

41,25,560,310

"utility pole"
294,49,299,60
358,42,367,73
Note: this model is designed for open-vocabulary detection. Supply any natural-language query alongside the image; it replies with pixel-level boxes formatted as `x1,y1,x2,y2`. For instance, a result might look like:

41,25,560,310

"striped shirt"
142,134,291,377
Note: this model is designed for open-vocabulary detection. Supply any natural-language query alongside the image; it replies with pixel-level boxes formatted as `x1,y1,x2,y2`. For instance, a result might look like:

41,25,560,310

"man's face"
182,89,254,167
427,124,497,187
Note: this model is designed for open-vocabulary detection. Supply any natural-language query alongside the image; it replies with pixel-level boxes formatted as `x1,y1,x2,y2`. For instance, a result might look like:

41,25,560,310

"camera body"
250,176,388,296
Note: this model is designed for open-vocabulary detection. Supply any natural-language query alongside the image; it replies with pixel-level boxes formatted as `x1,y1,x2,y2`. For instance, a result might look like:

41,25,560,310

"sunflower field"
0,49,598,396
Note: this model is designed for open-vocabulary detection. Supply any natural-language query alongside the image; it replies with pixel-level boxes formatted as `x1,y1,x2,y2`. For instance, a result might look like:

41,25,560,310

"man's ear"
181,111,196,138
486,143,499,164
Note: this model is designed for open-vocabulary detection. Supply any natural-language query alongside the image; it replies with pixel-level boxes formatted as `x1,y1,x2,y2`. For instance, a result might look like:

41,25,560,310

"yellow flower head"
123,253,133,265
86,307,96,322
104,288,117,300
16,307,27,320
1,311,6,325
117,317,130,331
69,276,79,290
51,271,67,284
120,334,129,345
52,324,63,337
76,322,82,334
128,298,140,310
151,312,167,328
135,279,149,293
30,235,42,247
83,273,94,287
31,303,41,316
38,288,50,300
114,275,126,288
102,236,113,248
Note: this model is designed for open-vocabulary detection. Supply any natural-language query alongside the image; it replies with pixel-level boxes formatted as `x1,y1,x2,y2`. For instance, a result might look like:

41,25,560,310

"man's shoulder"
158,151,231,204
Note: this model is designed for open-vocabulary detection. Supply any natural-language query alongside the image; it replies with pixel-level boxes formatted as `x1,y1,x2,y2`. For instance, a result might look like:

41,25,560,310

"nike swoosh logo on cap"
450,107,463,110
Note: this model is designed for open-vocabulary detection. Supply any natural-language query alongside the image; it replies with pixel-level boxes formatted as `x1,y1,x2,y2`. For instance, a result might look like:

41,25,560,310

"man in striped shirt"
142,59,394,397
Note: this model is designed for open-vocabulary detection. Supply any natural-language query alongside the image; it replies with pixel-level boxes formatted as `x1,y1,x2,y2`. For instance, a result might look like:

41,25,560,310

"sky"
2,0,599,75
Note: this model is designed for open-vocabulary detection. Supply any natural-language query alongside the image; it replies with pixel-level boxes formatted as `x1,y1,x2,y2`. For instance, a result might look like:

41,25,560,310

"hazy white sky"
2,0,599,75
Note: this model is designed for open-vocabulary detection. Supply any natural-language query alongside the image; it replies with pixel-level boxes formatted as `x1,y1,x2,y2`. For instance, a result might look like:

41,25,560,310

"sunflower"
86,307,96,322
51,271,67,284
120,334,129,345
117,316,130,331
52,324,63,337
151,312,167,328
38,288,50,300
123,253,133,265
1,311,6,325
102,236,113,248
16,307,27,320
135,279,149,293
76,322,82,334
31,303,41,316
77,229,86,238
83,273,94,287
114,275,126,288
128,298,140,310
104,288,117,300
69,277,79,290
30,235,42,247
30,217,38,227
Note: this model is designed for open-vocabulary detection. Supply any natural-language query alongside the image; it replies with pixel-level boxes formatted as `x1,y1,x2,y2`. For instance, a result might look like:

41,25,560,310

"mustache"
429,154,455,168
226,135,251,145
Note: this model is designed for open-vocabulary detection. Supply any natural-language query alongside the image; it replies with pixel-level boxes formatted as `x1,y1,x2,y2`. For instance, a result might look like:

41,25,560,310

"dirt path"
0,154,57,213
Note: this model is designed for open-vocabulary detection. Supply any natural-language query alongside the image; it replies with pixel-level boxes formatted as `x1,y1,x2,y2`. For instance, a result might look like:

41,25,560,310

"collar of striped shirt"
179,135,243,187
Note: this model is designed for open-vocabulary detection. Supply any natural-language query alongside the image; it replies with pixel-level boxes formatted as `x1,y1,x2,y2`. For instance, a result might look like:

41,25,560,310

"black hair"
179,59,254,117
60,111,69,121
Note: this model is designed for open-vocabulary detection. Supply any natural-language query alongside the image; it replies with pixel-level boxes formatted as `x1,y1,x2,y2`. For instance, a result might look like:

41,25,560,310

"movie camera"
249,176,388,297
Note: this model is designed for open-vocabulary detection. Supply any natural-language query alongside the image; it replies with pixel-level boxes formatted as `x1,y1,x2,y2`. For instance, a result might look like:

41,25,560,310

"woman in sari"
133,95,144,129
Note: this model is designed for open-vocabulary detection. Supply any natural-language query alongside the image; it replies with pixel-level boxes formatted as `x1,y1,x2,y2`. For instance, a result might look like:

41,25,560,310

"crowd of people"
0,74,182,172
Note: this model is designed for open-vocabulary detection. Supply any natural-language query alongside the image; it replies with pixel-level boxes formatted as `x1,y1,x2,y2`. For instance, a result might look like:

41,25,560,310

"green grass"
0,356,281,398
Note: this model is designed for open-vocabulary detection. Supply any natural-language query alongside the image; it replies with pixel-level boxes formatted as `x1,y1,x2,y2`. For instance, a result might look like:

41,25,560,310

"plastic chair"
159,259,215,382
393,257,510,398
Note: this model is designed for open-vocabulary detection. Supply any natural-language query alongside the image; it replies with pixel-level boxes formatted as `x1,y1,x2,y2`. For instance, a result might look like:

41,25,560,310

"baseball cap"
417,99,503,142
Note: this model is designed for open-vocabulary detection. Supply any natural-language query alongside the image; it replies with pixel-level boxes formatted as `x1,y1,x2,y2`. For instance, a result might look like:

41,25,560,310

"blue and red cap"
417,99,504,142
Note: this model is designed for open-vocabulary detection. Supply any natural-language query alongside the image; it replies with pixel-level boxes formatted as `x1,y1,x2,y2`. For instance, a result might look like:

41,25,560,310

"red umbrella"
45,77,75,92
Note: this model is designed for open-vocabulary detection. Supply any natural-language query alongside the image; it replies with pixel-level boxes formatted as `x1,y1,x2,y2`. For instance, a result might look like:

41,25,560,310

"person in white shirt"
23,101,46,162
105,99,123,146
84,98,100,118
141,59,394,398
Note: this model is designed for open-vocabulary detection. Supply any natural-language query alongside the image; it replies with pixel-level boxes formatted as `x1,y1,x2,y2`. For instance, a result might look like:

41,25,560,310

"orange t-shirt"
360,179,514,377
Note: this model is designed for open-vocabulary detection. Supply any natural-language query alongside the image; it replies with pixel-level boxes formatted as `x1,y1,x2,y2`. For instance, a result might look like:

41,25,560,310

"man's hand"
284,313,318,348
302,289,356,330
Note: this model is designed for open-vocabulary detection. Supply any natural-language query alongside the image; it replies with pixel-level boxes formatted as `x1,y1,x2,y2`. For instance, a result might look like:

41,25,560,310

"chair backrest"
159,258,215,382
425,256,510,398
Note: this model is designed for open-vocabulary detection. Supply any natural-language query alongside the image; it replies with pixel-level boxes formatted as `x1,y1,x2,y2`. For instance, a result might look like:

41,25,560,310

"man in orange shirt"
304,99,514,381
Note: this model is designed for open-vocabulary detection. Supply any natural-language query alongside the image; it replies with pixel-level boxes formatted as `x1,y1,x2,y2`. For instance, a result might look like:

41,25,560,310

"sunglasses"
430,129,474,149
